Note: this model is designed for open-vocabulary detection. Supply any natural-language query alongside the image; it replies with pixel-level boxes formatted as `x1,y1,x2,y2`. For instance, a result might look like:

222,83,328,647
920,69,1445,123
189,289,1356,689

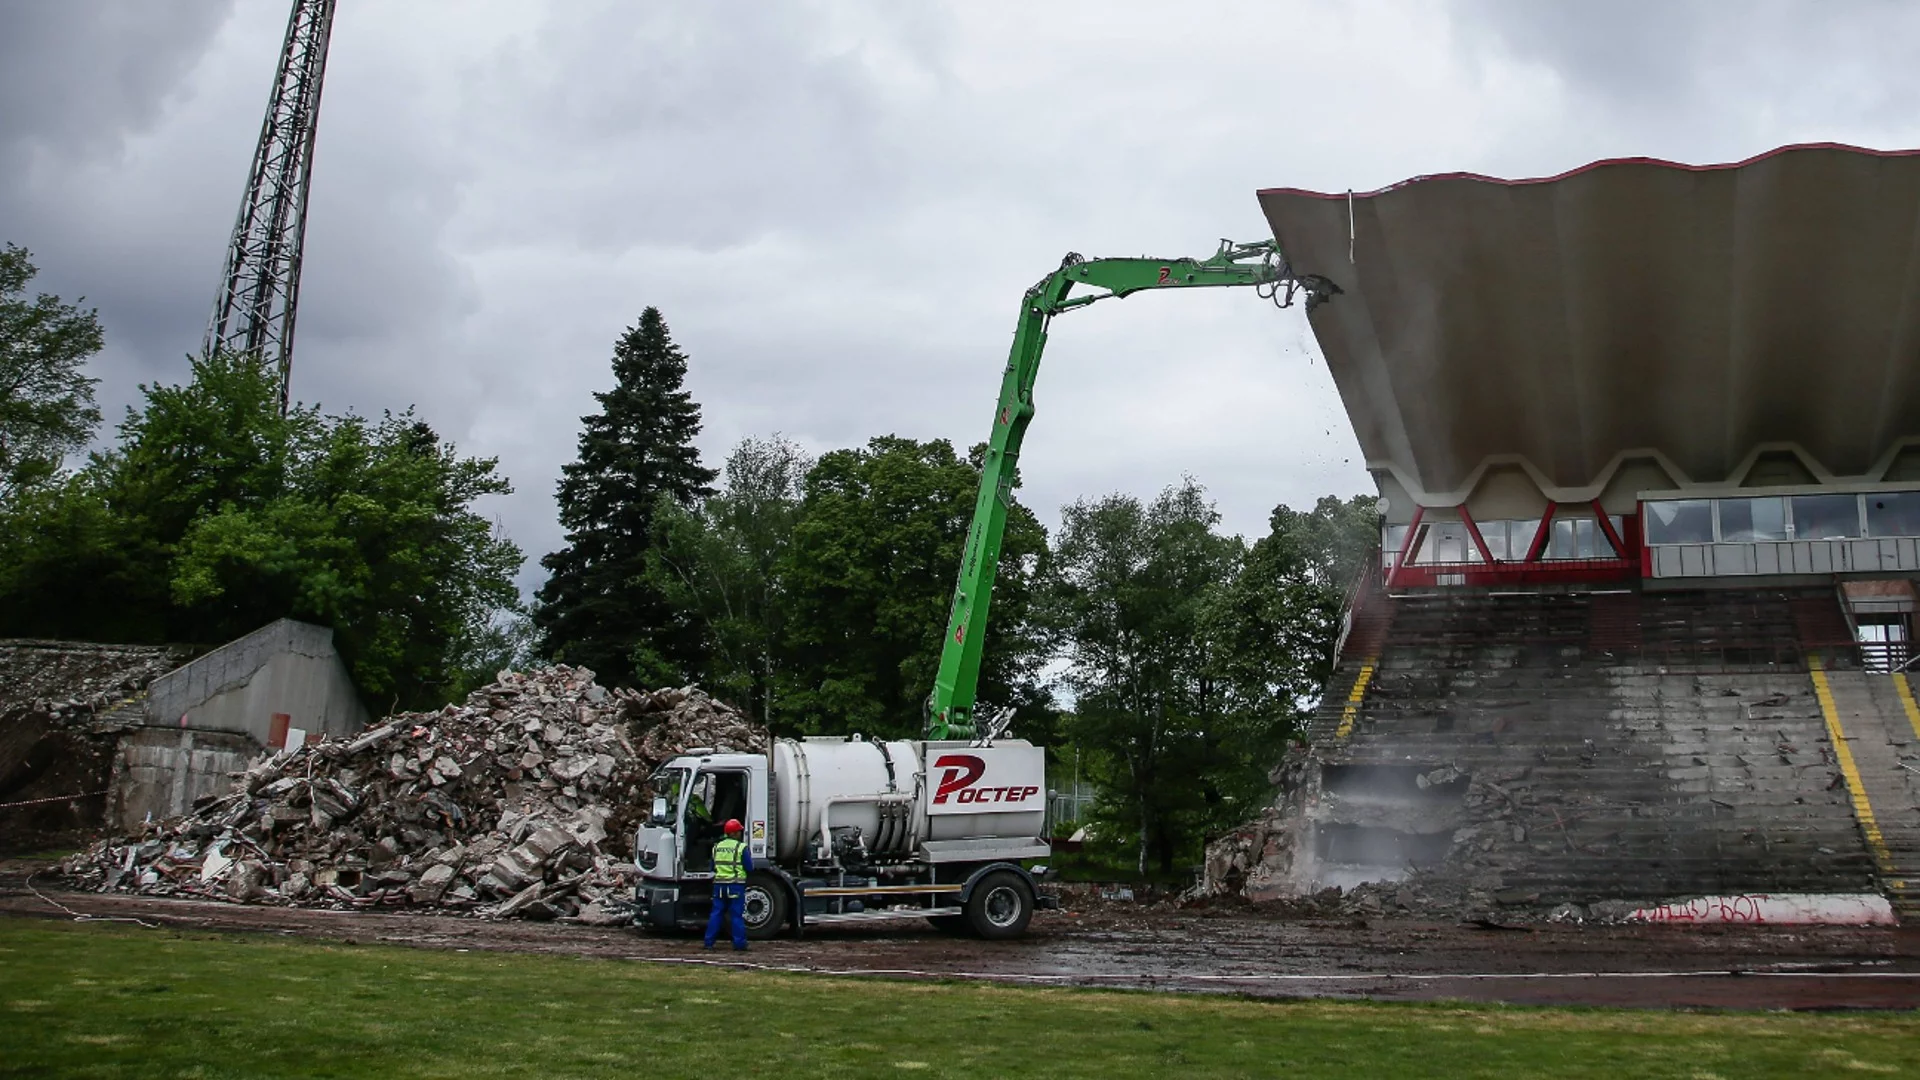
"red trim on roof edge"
1258,142,1920,201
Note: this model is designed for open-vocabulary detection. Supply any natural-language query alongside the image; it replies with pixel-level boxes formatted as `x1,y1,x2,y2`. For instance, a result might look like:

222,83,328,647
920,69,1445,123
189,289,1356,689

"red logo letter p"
931,754,986,804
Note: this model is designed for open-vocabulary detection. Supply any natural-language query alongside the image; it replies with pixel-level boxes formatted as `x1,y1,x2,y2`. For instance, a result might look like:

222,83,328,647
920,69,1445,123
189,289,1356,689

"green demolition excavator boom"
925,238,1338,740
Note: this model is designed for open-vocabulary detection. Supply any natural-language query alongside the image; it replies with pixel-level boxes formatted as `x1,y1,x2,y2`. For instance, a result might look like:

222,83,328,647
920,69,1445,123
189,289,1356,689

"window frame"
1787,493,1864,541
1643,498,1714,546
1865,492,1920,538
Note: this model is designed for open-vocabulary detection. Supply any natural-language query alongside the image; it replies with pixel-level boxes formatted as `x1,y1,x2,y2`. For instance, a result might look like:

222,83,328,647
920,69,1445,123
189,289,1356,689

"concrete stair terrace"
1814,670,1920,918
1296,587,1897,911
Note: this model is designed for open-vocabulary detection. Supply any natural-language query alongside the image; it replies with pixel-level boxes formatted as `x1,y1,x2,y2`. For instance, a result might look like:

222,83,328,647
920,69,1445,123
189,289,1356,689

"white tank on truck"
633,735,1054,940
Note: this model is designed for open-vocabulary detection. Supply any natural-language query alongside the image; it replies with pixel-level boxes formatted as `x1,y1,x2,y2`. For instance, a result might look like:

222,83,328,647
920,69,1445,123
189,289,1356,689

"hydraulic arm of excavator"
925,238,1339,740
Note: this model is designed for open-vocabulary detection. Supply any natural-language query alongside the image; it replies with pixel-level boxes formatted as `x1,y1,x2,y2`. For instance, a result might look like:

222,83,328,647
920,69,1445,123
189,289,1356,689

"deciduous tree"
0,350,525,709
169,411,523,708
1201,493,1380,739
646,435,811,726
1042,479,1244,876
0,243,104,499
777,436,1051,739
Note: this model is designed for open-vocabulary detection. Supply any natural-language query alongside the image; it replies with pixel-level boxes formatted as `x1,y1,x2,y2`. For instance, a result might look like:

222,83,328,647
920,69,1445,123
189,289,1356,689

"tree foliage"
646,435,811,727
0,350,523,709
447,605,540,702
1043,480,1245,875
167,411,523,707
776,436,1052,739
1044,485,1379,877
0,243,104,499
535,308,717,685
1201,493,1380,732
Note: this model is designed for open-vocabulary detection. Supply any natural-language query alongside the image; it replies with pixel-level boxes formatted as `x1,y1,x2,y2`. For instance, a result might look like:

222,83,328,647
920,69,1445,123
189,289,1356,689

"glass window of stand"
1866,492,1920,537
1716,496,1787,541
1790,494,1862,539
1645,499,1713,545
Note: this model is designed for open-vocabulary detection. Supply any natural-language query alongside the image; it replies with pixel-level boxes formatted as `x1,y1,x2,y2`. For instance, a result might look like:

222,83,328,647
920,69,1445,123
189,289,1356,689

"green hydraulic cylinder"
925,239,1335,739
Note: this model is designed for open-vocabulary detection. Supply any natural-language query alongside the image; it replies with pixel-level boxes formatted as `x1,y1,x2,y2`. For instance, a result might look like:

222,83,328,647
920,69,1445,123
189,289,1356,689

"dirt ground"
3,859,1914,1011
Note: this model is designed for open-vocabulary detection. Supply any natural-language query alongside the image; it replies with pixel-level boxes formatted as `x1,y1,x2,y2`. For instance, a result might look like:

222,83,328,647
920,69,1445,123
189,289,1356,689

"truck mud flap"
958,860,1041,903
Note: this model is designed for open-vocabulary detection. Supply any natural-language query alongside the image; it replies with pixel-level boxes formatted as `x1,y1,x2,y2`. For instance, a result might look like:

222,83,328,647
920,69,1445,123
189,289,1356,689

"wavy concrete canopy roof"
1261,143,1920,506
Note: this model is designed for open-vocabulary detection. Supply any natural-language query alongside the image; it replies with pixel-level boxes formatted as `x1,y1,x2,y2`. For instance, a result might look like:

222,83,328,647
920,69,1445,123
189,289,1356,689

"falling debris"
57,667,768,921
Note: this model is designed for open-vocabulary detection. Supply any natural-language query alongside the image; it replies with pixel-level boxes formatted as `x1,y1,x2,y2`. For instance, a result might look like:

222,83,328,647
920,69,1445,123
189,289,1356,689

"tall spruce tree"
535,308,717,683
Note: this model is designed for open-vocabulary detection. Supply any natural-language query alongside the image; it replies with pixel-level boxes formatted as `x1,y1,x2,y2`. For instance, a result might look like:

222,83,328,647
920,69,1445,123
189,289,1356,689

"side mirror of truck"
652,797,669,824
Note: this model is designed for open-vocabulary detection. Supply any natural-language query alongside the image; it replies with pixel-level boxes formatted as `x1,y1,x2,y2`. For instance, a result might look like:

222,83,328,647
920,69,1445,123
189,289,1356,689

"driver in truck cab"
686,785,712,832
704,818,753,951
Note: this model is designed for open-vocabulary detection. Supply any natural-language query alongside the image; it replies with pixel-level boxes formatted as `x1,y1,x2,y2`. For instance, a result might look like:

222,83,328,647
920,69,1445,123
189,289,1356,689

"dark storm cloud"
16,1,1920,602
0,0,234,160
0,0,247,434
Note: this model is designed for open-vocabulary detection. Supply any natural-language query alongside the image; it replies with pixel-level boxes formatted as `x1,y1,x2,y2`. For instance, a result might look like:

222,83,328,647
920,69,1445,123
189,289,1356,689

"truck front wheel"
741,873,789,940
963,870,1033,940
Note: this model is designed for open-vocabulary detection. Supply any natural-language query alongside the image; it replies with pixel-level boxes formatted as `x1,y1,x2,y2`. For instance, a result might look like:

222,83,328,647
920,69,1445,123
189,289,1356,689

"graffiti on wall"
1626,893,1895,926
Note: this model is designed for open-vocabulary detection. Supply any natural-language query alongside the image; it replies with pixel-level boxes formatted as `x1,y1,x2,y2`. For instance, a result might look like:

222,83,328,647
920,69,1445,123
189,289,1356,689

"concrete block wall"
141,619,367,745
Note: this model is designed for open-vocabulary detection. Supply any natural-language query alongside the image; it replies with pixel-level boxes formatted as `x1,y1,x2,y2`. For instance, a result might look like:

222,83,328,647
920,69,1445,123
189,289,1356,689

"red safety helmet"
723,818,743,834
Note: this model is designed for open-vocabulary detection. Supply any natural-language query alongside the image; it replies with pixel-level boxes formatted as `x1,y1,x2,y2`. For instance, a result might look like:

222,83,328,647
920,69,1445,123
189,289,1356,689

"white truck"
632,734,1055,939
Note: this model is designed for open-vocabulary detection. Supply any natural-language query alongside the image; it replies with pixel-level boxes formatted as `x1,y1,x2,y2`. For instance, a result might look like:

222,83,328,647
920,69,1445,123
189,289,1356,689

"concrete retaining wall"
107,728,259,831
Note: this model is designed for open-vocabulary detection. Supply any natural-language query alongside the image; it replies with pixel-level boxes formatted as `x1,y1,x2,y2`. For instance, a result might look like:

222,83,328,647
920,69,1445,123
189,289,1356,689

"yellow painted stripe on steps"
1892,674,1920,907
1895,672,1920,744
1809,659,1895,876
1332,660,1377,740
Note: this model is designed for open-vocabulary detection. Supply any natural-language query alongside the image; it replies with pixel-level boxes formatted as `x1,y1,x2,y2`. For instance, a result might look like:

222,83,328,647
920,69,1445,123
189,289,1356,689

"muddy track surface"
5,877,1917,1011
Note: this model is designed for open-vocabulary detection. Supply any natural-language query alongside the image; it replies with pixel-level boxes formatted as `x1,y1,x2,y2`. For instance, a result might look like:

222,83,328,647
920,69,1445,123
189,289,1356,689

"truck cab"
633,751,770,925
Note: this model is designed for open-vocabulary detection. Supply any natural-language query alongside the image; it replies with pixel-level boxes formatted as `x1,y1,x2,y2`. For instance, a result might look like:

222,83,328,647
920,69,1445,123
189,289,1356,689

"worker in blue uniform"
704,818,753,950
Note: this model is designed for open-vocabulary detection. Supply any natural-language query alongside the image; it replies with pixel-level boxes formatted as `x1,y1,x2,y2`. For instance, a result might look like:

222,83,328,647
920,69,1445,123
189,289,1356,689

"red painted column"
1637,502,1652,577
1388,505,1425,589
1591,500,1626,559
1457,505,1494,564
1524,503,1557,562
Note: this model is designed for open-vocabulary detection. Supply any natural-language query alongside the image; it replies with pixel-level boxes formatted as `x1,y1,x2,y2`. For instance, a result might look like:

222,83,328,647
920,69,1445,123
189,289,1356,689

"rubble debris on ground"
56,668,768,921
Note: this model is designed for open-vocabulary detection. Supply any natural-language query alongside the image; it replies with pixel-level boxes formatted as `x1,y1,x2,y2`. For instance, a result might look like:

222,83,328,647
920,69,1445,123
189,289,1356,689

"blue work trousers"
704,883,747,949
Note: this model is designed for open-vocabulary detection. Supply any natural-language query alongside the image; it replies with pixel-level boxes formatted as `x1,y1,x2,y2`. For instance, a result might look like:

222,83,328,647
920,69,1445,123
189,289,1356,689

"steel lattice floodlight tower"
204,0,337,412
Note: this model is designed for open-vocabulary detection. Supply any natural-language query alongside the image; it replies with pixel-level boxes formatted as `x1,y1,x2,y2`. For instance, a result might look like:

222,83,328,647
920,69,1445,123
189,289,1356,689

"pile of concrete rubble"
57,667,767,923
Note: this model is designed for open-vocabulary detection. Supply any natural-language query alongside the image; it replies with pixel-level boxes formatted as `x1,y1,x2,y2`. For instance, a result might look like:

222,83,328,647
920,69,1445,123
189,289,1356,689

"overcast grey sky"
6,0,1919,593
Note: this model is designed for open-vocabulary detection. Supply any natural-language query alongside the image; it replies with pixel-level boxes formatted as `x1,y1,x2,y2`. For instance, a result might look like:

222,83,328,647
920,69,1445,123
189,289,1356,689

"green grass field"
1,920,1915,1079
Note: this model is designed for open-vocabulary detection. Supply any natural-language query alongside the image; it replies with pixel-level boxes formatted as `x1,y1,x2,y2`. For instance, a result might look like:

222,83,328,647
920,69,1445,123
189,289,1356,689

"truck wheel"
963,870,1033,940
741,873,789,940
